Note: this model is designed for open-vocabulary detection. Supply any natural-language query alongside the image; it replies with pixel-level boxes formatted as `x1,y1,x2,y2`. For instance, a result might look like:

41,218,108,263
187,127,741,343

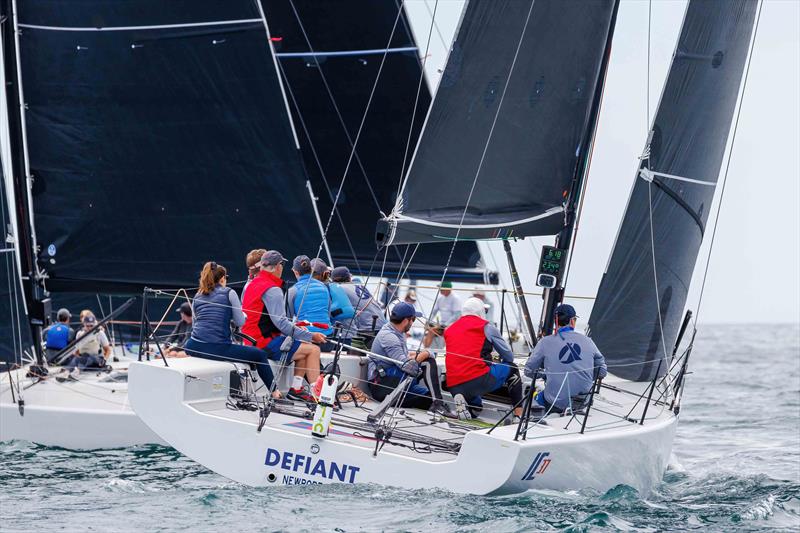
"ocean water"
1,324,798,532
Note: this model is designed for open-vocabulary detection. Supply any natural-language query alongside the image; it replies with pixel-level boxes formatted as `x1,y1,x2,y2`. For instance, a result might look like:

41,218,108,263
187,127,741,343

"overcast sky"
404,0,800,325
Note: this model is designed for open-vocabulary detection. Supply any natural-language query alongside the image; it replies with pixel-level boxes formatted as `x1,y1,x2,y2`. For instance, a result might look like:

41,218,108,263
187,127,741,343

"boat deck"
186,372,669,463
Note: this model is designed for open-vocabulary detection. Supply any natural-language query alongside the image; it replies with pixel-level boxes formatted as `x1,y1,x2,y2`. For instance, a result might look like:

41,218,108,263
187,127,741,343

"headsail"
378,0,617,245
16,0,319,292
588,0,759,381
263,0,484,281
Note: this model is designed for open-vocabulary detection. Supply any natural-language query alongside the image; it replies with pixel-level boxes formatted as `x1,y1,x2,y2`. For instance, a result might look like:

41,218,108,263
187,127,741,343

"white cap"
461,297,486,319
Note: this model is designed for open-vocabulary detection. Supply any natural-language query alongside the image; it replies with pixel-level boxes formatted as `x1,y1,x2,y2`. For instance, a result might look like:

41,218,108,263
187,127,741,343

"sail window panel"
588,0,758,381
20,21,319,291
389,0,616,244
18,0,260,29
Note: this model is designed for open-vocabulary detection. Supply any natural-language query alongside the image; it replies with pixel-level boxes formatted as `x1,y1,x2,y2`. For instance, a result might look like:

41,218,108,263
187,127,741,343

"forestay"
16,0,319,293
588,0,759,381
378,0,616,245
263,0,483,281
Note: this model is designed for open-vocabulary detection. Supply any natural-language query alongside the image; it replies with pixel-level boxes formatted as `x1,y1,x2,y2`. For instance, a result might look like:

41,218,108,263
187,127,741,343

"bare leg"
292,343,321,383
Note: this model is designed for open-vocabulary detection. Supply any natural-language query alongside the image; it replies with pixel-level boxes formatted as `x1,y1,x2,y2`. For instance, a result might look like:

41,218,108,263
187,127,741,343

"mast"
538,0,620,336
1,0,45,362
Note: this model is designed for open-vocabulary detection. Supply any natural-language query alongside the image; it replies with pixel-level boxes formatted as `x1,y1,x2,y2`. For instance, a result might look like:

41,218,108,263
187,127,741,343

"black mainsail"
378,0,617,245
588,0,759,381
263,0,484,281
16,0,319,293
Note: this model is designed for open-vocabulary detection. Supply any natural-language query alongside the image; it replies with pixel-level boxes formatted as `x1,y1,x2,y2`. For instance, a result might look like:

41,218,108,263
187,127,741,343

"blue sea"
1,324,798,532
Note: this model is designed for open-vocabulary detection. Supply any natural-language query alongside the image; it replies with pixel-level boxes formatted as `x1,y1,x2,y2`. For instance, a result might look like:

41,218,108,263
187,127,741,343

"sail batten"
381,0,617,246
588,0,759,382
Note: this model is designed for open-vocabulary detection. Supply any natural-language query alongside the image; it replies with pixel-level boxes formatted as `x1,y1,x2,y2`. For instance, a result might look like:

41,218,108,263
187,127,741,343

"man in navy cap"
367,302,454,418
524,303,607,412
330,266,386,338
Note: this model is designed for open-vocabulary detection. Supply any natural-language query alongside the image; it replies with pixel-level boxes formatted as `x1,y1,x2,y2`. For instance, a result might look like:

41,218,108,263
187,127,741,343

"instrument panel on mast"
536,246,568,289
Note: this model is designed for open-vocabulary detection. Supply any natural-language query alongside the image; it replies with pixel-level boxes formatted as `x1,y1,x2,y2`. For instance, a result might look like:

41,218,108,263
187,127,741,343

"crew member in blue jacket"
44,308,75,364
288,255,333,339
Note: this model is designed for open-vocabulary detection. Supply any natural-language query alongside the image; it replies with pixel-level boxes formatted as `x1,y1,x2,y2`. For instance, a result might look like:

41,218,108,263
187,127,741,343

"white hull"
1,357,164,449
130,357,677,495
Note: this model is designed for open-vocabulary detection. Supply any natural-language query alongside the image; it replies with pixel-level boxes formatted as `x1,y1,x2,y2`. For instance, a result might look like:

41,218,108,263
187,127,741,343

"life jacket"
241,270,284,348
191,286,234,344
292,275,332,335
444,314,492,387
45,323,70,349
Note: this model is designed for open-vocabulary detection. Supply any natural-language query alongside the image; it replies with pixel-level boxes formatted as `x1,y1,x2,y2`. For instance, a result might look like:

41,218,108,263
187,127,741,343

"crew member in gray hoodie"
525,304,607,411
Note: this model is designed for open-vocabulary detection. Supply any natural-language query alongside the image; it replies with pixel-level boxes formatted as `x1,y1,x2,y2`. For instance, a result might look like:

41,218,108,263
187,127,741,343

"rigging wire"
395,0,438,197
285,0,406,265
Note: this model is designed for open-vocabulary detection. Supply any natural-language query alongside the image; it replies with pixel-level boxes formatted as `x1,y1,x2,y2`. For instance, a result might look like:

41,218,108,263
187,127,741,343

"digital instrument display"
536,246,568,289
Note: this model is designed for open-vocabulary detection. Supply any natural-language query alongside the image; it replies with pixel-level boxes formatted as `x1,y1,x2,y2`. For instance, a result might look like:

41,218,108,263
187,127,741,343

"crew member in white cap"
444,297,522,420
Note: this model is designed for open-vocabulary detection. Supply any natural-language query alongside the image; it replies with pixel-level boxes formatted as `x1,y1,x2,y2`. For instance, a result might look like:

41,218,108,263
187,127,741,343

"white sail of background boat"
129,0,759,494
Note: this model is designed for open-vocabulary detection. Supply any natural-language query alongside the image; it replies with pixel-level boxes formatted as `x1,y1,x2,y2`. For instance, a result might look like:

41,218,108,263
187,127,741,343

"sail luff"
588,0,759,382
540,0,621,334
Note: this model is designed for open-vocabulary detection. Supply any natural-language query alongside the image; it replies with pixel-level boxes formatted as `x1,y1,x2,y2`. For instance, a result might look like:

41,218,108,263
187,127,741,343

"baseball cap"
461,297,486,318
331,266,351,282
405,290,417,302
554,303,578,319
82,314,97,325
176,302,192,316
390,302,422,320
440,281,453,289
261,250,287,267
56,308,71,321
292,255,312,274
310,258,328,276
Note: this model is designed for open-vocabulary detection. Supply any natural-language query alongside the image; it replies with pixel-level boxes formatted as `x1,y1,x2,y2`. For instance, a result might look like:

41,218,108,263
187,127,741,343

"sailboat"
1,0,473,448
129,0,759,494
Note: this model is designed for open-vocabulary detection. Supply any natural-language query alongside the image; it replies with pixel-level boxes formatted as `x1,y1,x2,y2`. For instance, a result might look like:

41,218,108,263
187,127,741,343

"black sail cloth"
17,0,319,293
379,0,616,245
588,0,758,381
262,0,483,281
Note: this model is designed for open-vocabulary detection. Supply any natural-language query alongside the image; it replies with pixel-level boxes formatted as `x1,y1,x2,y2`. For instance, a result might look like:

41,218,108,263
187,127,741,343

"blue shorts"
265,336,301,362
488,363,511,388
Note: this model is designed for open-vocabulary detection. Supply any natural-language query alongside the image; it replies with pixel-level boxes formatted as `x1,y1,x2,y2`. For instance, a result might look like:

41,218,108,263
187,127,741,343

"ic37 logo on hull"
521,452,551,481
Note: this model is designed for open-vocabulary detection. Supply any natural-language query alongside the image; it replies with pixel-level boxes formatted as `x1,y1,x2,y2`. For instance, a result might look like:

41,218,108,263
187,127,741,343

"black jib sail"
16,0,320,293
262,0,484,281
378,0,617,245
588,0,758,381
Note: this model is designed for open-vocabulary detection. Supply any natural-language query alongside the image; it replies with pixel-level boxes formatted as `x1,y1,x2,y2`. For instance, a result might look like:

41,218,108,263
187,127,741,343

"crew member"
445,298,523,419
330,266,386,341
241,251,323,402
431,281,461,326
288,255,333,338
165,301,192,357
524,304,607,412
183,261,276,391
311,258,354,347
61,314,111,376
367,302,454,417
44,308,75,364
242,248,267,298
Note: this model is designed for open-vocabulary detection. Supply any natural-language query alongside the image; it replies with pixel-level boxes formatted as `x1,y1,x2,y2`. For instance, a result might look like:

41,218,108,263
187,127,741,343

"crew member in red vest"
444,297,523,420
241,250,324,403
